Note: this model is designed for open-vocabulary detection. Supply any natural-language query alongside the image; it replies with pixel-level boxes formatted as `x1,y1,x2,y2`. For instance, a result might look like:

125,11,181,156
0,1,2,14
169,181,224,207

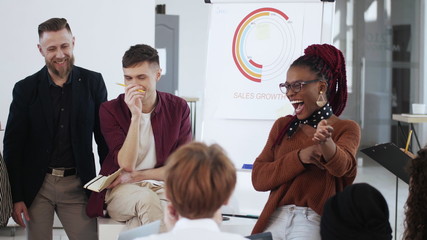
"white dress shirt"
134,218,248,240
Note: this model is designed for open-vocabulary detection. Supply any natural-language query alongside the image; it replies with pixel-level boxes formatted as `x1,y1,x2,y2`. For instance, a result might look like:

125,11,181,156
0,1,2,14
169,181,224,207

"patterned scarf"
287,103,333,137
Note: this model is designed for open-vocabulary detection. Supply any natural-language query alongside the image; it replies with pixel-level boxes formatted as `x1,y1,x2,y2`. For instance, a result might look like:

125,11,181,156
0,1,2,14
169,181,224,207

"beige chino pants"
26,174,97,240
105,181,166,230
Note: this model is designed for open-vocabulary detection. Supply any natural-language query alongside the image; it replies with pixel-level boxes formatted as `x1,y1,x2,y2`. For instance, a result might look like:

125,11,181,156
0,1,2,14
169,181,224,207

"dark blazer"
3,66,108,208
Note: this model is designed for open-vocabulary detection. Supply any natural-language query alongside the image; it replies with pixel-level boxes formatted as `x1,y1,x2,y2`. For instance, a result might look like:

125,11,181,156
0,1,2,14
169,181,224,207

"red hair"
294,44,348,116
165,142,236,219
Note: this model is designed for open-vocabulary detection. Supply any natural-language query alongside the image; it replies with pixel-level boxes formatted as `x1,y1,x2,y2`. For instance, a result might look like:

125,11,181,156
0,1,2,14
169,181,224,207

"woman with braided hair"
251,44,361,240
403,146,427,240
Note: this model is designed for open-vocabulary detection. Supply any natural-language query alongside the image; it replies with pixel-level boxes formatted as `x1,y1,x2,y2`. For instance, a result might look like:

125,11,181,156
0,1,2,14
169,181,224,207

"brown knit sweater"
251,115,361,234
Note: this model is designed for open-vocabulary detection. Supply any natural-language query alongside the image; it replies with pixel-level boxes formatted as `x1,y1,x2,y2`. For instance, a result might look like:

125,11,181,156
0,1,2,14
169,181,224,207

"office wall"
0,0,156,153
155,0,210,140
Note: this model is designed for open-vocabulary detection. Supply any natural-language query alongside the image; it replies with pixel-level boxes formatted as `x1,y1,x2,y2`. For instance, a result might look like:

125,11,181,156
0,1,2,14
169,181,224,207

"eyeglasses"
279,79,321,94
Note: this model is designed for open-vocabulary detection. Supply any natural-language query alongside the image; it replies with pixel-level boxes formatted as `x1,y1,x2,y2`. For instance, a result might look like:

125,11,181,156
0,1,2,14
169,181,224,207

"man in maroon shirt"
86,44,192,230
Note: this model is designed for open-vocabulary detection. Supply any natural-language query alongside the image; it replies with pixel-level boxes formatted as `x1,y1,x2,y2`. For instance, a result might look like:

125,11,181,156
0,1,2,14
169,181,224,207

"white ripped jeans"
264,205,321,240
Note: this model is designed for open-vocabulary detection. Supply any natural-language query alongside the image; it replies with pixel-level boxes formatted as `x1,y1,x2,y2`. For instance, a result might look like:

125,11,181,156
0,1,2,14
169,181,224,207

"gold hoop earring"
316,91,327,107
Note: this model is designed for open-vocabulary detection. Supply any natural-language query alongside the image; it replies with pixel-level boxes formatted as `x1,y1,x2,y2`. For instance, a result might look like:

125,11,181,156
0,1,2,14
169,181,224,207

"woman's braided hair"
292,44,348,116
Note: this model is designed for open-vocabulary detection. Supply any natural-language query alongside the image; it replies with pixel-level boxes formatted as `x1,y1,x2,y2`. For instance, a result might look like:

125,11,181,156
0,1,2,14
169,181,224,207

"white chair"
97,217,126,240
117,220,160,240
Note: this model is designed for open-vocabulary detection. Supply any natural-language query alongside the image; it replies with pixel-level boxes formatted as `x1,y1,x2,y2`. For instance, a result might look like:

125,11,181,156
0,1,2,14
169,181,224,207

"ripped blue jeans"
264,205,321,240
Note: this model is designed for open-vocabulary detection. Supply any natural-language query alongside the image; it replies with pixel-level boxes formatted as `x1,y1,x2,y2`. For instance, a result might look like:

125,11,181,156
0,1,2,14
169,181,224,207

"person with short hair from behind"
3,18,108,240
403,146,427,240
135,142,248,240
320,183,392,240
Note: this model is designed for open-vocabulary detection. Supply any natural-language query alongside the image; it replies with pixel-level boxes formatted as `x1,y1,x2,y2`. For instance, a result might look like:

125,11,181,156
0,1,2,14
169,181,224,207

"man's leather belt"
47,168,76,177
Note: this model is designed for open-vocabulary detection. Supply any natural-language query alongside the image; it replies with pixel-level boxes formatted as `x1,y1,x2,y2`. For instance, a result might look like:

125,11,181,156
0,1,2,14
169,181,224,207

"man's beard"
46,55,75,79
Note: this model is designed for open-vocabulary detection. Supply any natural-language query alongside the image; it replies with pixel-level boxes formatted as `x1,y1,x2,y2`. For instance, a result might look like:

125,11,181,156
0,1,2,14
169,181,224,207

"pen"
116,83,145,92
222,213,259,219
405,130,413,152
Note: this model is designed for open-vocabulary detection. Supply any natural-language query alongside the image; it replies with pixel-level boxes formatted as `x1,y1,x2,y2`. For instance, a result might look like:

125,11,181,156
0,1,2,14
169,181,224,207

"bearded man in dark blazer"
3,17,108,240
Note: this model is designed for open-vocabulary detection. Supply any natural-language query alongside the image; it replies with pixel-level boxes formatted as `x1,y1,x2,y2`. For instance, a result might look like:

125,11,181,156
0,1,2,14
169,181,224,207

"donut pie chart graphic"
232,7,296,83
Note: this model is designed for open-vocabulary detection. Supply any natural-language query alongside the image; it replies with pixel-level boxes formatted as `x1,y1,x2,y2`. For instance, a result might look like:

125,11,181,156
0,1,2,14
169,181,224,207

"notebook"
246,232,273,240
83,168,122,192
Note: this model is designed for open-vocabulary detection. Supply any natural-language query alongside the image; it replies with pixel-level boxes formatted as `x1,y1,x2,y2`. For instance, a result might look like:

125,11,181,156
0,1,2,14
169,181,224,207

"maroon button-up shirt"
86,91,192,217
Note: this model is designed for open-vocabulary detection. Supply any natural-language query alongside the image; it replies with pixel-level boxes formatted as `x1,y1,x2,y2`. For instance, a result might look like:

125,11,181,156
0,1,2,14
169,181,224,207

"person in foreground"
403,146,427,240
251,44,361,240
320,183,392,240
3,18,108,240
134,142,248,240
86,44,192,229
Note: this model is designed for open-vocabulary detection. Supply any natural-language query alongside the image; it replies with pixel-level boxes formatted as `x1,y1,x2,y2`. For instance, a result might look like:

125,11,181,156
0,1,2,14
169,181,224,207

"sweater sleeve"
252,118,306,192
322,120,361,177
